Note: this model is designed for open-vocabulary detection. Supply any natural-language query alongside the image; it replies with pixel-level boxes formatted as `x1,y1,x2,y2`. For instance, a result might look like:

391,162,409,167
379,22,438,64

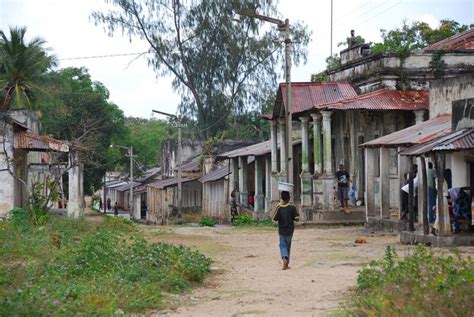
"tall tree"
42,67,128,194
0,27,57,112
126,117,168,168
92,0,311,138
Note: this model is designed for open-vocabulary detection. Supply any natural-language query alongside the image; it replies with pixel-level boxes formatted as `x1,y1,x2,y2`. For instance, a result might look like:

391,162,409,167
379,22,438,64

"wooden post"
420,156,429,235
436,153,448,236
408,167,415,232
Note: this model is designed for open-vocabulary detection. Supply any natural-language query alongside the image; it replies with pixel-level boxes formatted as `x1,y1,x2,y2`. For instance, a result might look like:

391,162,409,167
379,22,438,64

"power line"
337,0,397,27
355,0,402,28
59,51,149,61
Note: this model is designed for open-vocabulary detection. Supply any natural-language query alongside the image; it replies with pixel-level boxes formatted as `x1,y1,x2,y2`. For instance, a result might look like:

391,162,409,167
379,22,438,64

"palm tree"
0,26,57,112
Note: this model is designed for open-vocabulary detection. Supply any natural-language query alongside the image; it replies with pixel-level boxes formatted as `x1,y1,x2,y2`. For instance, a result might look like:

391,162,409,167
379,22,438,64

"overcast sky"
1,0,473,118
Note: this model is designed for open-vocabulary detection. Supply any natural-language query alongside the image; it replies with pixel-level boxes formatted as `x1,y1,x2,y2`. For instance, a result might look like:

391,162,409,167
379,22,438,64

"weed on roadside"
348,245,474,316
0,215,212,315
233,213,275,227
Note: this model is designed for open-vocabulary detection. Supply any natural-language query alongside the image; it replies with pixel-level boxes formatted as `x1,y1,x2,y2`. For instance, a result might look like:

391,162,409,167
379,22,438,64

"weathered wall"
0,124,15,217
430,74,474,118
202,179,227,222
329,52,474,94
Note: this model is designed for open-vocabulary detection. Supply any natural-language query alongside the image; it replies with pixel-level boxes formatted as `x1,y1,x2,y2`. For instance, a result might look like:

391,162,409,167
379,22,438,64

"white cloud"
417,14,440,28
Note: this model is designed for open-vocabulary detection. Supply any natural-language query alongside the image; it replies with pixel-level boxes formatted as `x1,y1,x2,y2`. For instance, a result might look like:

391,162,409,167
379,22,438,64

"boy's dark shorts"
338,187,349,201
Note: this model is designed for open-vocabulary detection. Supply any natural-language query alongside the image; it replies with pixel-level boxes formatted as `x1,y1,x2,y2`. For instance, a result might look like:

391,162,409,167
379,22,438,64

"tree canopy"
92,0,311,138
41,67,128,194
371,19,473,58
0,27,57,112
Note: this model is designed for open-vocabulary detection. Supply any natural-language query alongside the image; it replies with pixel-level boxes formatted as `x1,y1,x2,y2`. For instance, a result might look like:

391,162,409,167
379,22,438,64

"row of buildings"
104,29,474,245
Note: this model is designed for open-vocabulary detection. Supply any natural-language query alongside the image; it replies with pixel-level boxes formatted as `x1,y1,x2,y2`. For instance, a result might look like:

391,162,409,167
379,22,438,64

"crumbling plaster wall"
430,74,474,118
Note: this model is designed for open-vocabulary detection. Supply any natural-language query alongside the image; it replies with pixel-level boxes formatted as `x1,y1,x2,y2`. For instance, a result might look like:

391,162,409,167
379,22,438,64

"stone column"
365,148,376,220
270,120,279,205
379,147,390,219
321,111,333,175
414,110,426,125
300,116,312,207
265,156,272,215
254,156,265,214
231,157,239,191
311,113,322,174
67,151,83,218
278,117,287,181
311,113,323,209
397,149,411,220
239,156,249,208
321,111,335,211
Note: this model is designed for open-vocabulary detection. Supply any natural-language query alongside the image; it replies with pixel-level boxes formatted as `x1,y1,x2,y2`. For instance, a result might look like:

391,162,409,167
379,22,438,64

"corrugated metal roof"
147,177,198,190
181,159,200,172
362,115,452,148
317,89,429,111
107,181,128,189
218,139,301,158
274,81,357,116
115,181,142,192
14,132,69,152
422,28,474,51
401,128,474,156
199,164,230,183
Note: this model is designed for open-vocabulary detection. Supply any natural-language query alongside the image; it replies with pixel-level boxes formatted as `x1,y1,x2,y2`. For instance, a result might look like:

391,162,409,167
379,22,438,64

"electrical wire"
58,52,149,61
355,0,402,27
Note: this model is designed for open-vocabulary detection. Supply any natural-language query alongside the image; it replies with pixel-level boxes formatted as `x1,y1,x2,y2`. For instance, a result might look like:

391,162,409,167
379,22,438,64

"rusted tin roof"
199,164,230,183
362,115,452,148
14,132,69,152
274,81,357,117
218,139,301,159
422,28,474,51
401,128,474,156
317,89,429,111
147,177,198,190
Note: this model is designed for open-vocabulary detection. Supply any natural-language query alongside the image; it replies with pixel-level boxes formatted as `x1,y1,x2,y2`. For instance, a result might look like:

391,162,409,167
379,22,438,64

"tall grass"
0,214,212,315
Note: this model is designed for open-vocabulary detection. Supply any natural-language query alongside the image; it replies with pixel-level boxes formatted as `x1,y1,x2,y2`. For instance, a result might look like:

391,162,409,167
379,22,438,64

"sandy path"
142,225,418,317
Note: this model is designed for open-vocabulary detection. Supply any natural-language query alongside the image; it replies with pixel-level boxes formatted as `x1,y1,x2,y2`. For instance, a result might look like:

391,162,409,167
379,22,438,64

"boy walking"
335,164,351,213
272,190,299,270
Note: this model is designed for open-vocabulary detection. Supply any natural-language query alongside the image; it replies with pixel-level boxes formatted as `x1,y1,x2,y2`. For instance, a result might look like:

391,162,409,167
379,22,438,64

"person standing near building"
427,162,437,225
272,189,299,270
335,164,351,213
113,202,119,217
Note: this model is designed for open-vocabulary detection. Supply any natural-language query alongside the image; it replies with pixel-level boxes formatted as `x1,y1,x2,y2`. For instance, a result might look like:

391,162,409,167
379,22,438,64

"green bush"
10,208,29,229
350,245,474,316
198,216,216,227
0,216,212,315
233,213,274,227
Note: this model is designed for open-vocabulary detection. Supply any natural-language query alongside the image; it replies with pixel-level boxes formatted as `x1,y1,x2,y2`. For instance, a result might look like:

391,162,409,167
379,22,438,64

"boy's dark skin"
272,191,299,270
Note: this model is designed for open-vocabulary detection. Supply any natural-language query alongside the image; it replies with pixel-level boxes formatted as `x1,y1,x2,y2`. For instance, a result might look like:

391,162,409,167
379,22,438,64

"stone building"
0,110,84,218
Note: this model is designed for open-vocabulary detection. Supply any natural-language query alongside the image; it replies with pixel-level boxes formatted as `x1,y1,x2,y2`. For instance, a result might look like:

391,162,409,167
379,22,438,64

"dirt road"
142,224,418,317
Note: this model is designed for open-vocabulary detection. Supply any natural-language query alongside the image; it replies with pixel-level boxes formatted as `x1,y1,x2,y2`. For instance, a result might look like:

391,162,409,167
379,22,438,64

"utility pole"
235,9,294,191
330,0,333,57
129,146,134,219
152,109,183,221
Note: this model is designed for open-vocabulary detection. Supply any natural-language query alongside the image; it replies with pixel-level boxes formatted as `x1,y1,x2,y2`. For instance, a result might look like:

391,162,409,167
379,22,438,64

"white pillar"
270,120,279,205
380,147,390,219
254,156,265,214
365,148,376,220
414,110,426,125
239,156,249,208
67,151,83,218
278,117,287,178
300,116,312,207
311,113,322,174
397,148,410,220
265,156,272,214
321,111,333,175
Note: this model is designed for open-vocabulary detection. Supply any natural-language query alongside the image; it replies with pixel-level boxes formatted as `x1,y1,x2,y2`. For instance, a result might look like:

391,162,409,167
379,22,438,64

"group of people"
400,163,472,235
99,197,120,216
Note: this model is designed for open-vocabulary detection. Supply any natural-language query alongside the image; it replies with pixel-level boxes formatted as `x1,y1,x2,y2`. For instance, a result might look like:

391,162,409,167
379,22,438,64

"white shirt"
401,176,418,194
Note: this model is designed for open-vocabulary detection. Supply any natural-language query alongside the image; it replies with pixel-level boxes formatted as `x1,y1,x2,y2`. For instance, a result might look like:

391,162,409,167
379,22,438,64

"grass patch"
349,245,474,316
0,215,212,315
232,213,275,227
